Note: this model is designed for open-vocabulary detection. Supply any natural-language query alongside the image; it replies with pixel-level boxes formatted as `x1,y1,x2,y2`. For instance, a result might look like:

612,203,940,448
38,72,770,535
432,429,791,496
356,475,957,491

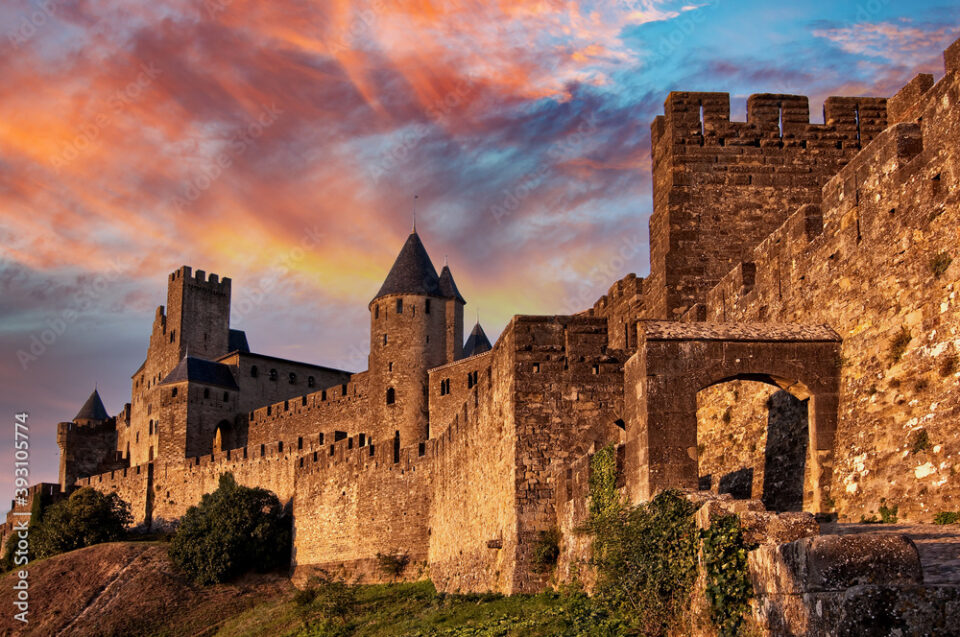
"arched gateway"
624,322,841,513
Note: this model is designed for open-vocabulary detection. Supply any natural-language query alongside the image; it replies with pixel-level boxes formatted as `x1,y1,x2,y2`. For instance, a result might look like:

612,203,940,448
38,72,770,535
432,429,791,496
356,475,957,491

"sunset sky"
0,0,957,490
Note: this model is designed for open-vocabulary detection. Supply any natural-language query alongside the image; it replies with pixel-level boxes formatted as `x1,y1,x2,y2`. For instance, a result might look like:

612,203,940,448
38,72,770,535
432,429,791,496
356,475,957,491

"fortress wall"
292,434,435,585
77,464,152,526
245,372,369,448
510,316,625,592
218,351,352,415
427,350,492,439
645,91,886,320
588,273,644,351
428,332,518,594
151,441,301,527
696,55,960,520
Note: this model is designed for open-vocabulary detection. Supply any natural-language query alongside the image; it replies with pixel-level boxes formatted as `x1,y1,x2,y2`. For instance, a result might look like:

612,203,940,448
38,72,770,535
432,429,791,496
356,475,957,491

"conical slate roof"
438,265,466,304
160,355,239,390
75,389,109,421
463,322,492,358
373,231,442,301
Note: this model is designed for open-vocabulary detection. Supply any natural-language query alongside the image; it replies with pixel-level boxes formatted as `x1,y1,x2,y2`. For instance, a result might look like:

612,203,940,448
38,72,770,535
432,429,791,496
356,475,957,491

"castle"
8,37,960,602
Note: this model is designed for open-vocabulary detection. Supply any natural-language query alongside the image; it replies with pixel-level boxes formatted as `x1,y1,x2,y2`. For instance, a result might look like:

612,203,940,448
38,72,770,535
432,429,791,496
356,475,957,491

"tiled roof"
438,265,466,304
75,389,109,421
463,322,492,357
160,356,239,390
228,329,250,353
373,231,442,300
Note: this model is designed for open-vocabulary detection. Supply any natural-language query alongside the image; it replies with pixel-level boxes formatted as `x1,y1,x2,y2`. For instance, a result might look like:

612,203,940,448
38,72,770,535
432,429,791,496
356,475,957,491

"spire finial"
444,254,448,267
412,194,419,232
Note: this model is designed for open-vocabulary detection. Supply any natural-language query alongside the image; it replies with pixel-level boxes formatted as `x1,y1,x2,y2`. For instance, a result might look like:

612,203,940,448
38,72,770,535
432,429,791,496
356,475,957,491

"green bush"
30,487,131,559
533,528,561,572
934,511,960,525
585,446,698,636
168,473,291,585
702,515,755,637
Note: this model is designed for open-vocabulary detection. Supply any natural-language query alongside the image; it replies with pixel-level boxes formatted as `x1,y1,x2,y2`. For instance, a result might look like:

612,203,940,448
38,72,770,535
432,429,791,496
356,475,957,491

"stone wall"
427,351,492,438
694,54,960,520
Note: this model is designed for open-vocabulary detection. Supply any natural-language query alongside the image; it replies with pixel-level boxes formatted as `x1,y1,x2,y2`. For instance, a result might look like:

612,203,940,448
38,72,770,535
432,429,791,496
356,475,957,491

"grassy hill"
0,542,612,637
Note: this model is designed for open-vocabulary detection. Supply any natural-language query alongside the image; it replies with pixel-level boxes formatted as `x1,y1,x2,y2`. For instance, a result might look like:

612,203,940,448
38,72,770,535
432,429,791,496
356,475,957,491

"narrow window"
426,335,430,343
278,441,284,453
342,383,348,395
250,365,258,378
467,373,474,389
375,305,379,319
308,376,315,387
393,431,400,463
149,420,153,435
223,391,229,401
203,387,210,399
396,298,403,313
269,368,278,381
532,363,540,373
425,299,431,314
289,372,297,384
171,387,178,398
383,333,388,346
169,330,175,343
298,436,303,450
388,362,393,372
302,395,307,406
386,387,396,404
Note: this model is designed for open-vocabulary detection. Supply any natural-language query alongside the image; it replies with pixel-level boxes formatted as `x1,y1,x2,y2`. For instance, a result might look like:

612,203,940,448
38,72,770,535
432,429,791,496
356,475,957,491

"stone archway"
624,322,841,513
214,419,232,453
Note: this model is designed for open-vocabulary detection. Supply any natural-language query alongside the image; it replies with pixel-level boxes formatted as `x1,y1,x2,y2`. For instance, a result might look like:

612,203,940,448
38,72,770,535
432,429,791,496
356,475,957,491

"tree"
168,473,291,585
31,487,132,559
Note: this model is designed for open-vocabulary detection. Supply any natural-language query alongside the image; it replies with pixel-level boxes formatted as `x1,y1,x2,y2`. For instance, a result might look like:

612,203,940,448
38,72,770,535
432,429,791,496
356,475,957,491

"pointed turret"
372,231,441,302
438,265,466,303
463,322,492,358
74,388,109,423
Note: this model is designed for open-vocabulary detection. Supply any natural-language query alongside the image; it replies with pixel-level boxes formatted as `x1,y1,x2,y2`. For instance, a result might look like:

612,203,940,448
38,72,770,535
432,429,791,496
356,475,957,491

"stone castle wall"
692,56,960,520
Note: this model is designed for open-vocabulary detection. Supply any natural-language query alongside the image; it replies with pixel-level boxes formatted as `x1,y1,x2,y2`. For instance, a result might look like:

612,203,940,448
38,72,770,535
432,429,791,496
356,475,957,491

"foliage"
585,446,697,636
701,515,755,637
860,500,899,524
930,251,952,278
31,487,131,559
933,511,960,525
168,473,291,585
532,528,561,572
910,429,930,454
888,327,912,364
376,552,411,579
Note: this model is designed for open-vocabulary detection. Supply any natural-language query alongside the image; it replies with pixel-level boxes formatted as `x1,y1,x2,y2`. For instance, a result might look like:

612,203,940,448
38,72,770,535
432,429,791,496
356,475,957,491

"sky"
0,0,958,492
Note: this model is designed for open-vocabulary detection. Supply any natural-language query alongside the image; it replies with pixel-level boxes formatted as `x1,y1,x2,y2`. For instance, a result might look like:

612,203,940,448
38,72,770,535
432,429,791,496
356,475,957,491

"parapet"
169,265,231,295
652,91,887,152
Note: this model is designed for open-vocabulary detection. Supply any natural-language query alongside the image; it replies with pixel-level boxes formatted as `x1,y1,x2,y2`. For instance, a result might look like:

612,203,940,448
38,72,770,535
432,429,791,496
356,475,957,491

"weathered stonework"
37,38,960,618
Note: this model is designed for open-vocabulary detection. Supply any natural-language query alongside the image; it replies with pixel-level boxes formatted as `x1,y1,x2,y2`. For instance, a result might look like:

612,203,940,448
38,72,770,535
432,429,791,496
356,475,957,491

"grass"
213,580,617,637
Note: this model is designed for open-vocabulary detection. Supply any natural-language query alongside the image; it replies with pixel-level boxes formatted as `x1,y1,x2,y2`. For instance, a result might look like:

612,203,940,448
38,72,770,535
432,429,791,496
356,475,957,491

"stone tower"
645,92,887,319
368,231,464,445
57,388,122,490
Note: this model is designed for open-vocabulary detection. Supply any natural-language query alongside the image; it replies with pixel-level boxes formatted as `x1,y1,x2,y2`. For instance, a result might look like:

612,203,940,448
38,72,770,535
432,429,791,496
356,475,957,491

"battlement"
169,265,231,295
652,92,887,152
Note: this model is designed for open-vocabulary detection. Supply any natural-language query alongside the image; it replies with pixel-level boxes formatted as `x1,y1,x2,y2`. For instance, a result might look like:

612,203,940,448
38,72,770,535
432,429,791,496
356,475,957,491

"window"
396,298,403,313
532,363,540,373
289,372,297,384
386,387,396,404
149,420,153,435
269,368,278,381
388,362,393,372
203,388,210,399
250,365,258,378
223,391,229,401
307,376,315,388
425,299,431,314
374,305,379,319
171,387,178,398
440,378,451,396
169,330,175,343
383,333,388,346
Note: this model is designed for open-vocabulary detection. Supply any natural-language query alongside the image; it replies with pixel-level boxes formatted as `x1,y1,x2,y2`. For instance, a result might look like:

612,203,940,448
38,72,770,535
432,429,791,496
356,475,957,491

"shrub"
879,503,899,524
533,528,561,572
375,551,410,579
701,515,755,637
31,487,131,559
888,327,911,364
586,447,697,636
930,252,952,278
168,473,290,585
934,512,960,525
